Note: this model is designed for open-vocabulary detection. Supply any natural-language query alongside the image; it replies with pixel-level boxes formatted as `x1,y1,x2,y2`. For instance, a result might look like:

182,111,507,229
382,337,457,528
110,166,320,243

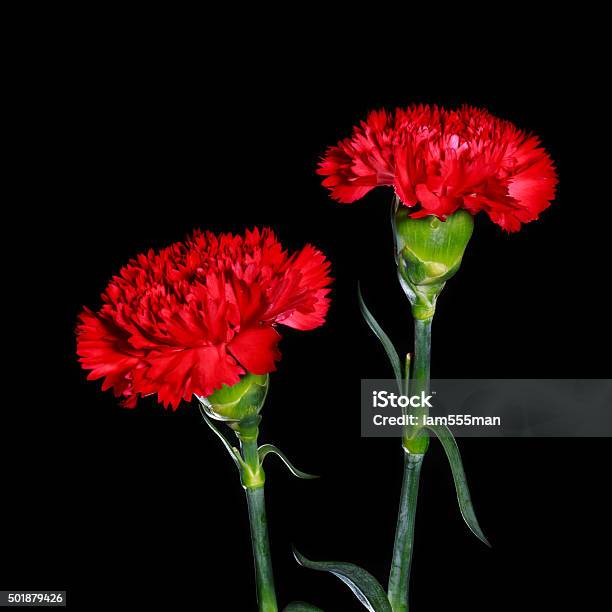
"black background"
4,24,610,611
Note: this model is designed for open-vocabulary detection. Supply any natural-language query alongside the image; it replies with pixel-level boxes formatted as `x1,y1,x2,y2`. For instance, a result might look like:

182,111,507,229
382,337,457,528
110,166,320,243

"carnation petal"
228,326,281,375
320,104,558,230
77,229,331,409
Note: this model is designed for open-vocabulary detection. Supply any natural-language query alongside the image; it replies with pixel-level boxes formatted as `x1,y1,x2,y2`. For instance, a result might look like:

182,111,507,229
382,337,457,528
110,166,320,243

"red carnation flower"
77,228,332,410
318,104,558,232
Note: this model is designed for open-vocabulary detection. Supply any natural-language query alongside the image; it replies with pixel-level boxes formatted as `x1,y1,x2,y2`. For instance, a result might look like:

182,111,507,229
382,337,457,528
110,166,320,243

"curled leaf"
283,602,325,611
197,400,242,470
358,283,402,391
293,548,392,612
427,423,490,547
258,444,319,480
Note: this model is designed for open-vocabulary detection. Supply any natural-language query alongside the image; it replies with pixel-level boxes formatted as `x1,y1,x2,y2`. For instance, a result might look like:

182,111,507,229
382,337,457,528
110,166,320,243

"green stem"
388,315,432,612
403,317,432,448
245,486,278,612
237,418,278,612
387,451,424,612
412,318,431,393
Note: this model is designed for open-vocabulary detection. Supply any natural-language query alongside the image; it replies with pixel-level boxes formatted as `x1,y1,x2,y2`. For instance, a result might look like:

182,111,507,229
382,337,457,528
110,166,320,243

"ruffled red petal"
228,326,281,375
77,229,332,409
320,104,558,232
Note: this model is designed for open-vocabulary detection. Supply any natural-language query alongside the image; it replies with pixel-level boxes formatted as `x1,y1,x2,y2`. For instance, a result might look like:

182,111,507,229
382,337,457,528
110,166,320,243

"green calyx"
200,372,269,423
394,204,474,320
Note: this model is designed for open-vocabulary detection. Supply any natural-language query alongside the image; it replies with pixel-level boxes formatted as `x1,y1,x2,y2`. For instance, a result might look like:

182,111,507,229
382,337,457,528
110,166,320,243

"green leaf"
283,603,325,612
403,353,411,397
196,400,243,470
258,444,319,479
293,549,392,612
427,424,490,546
358,282,402,390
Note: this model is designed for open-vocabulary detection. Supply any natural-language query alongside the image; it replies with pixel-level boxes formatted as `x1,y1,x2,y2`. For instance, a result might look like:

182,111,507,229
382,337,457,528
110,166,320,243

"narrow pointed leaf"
293,549,392,612
258,444,319,479
358,282,402,390
403,353,411,396
196,400,242,470
427,423,490,546
283,603,325,612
